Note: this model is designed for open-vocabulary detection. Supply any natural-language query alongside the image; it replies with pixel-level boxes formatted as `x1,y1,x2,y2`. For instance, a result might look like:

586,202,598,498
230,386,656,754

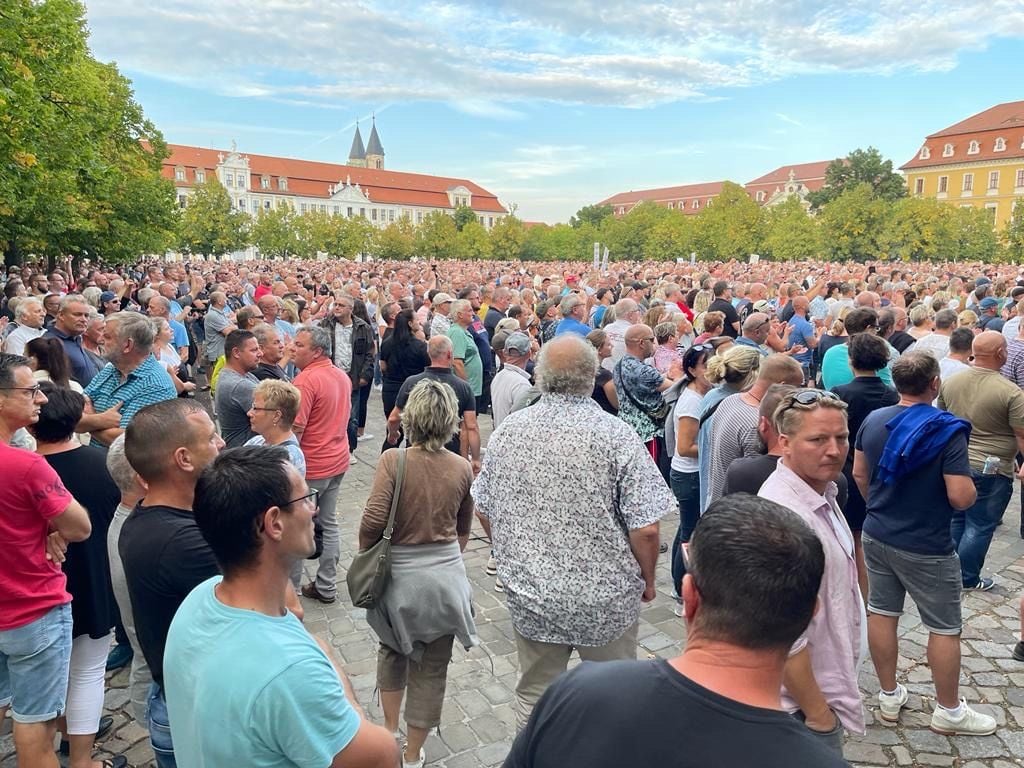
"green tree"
762,198,823,261
250,204,298,259
456,221,493,260
569,204,614,229
414,211,458,260
177,179,249,257
808,147,907,208
452,205,477,232
881,197,953,262
818,183,889,262
951,206,1000,263
692,181,764,260
373,218,415,261
489,216,526,261
324,215,375,260
645,212,695,262
293,210,337,258
603,201,670,260
1005,200,1024,262
1,0,175,265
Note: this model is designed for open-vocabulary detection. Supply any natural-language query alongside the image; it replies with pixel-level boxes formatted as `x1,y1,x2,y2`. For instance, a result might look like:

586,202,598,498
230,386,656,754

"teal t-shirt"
821,342,894,389
165,577,360,768
447,325,484,396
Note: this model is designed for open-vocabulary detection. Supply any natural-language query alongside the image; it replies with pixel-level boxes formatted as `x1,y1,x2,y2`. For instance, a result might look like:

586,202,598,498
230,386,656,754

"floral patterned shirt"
472,394,675,646
613,355,667,443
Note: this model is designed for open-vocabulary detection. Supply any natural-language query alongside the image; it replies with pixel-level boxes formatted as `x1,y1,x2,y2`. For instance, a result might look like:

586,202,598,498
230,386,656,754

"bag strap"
698,397,725,430
615,359,662,420
382,448,406,542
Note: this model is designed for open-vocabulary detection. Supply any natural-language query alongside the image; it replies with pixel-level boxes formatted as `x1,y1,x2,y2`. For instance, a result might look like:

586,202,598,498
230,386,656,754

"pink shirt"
0,443,73,630
293,357,352,480
759,460,866,734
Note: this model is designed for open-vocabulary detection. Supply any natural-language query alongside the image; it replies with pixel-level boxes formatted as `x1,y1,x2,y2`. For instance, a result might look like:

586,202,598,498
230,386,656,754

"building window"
692,199,699,210
332,205,338,215
668,202,674,209
989,171,1000,190
177,194,187,208
261,176,270,190
756,191,765,202
918,146,930,160
237,175,245,188
359,208,366,218
914,178,924,195
985,203,998,222
175,168,185,181
300,203,307,213
195,170,205,183
416,211,423,224
963,173,974,192
943,143,954,157
488,216,493,227
389,210,395,222
967,140,980,155
995,137,1006,152
371,209,378,221
226,172,234,186
279,178,288,191
264,200,271,210
938,176,948,193
239,199,247,210
347,206,353,217
618,207,624,215
1016,169,1024,189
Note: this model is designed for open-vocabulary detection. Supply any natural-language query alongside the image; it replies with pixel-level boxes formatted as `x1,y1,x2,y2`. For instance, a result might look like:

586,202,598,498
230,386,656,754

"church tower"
365,117,385,170
348,122,367,168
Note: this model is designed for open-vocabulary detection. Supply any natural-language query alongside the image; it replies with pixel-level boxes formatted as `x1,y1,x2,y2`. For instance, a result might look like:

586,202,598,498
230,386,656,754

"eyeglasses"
249,407,280,412
0,385,43,396
280,489,319,510
776,389,842,424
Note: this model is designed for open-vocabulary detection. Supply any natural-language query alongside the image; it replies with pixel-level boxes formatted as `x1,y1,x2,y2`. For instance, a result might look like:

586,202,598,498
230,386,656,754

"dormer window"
756,191,766,202
195,169,205,183
968,140,980,155
943,143,954,157
668,202,674,209
918,146,930,160
174,167,185,182
995,137,1006,152
261,176,270,190
279,177,288,191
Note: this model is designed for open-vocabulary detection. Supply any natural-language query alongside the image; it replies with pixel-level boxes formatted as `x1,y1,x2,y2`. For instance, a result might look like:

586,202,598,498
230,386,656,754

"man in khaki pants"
472,335,674,729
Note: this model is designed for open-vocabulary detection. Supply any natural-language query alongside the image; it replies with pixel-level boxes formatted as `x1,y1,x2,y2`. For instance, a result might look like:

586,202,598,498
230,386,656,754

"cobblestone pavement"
5,390,1024,767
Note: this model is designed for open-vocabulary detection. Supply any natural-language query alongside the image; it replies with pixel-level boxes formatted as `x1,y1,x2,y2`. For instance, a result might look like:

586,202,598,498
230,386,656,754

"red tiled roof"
900,131,1024,170
597,181,726,208
745,161,834,193
163,144,506,213
928,101,1024,138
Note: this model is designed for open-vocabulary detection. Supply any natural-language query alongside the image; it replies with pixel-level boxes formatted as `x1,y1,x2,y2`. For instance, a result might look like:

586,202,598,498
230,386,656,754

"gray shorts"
862,533,962,635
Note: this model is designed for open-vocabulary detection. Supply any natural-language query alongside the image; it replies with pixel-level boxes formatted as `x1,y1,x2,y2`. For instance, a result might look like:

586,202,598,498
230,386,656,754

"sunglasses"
776,388,842,421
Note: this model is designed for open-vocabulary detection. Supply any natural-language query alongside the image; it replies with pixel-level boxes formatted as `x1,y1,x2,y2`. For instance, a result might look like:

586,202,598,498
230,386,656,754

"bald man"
855,291,882,310
939,331,1024,590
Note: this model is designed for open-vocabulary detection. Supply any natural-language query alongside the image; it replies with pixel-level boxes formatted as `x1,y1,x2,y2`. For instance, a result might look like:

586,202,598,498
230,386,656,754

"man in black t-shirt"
707,280,741,338
505,494,847,768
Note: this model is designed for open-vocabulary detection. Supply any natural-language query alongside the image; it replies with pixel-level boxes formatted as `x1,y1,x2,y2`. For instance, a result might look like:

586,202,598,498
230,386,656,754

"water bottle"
983,456,1001,475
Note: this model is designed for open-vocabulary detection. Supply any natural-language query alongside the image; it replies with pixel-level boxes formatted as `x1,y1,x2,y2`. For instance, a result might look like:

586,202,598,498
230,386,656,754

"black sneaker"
1013,641,1024,662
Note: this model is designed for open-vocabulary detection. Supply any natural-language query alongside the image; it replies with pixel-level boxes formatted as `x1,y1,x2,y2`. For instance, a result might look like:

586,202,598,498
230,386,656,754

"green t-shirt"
448,325,483,396
939,366,1024,476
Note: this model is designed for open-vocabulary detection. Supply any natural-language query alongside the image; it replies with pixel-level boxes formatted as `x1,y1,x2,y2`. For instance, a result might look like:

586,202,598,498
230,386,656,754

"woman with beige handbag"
356,379,477,768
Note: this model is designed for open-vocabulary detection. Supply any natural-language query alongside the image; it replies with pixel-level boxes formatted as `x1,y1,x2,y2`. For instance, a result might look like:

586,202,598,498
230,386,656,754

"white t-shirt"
671,387,702,474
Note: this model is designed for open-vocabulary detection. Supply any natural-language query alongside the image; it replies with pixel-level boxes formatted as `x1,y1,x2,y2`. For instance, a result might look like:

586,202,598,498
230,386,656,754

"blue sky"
82,0,1023,223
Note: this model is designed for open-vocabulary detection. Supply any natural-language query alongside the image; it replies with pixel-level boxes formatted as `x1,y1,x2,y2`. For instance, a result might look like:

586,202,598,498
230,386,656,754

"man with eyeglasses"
758,388,864,754
165,447,398,768
0,353,92,768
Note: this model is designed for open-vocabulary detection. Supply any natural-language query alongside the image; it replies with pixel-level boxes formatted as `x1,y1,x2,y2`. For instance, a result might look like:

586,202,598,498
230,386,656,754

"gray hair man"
473,334,674,729
44,293,102,386
602,298,642,371
3,297,46,356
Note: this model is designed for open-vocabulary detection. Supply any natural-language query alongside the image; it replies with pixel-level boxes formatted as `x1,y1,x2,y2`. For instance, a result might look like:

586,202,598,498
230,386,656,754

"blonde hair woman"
245,379,305,476
907,304,933,339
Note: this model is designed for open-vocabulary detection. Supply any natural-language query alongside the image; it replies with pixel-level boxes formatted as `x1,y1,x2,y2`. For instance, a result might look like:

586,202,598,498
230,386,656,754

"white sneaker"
930,699,997,736
494,577,504,593
403,746,425,768
877,684,908,722
361,433,375,440
485,554,498,576
349,454,359,464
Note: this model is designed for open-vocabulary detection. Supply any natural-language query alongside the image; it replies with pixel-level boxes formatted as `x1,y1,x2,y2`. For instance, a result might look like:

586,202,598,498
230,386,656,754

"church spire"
365,115,385,169
348,121,366,166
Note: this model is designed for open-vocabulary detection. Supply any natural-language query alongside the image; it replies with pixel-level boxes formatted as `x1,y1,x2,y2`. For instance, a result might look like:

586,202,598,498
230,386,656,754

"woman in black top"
31,383,126,768
586,329,619,414
352,299,377,441
379,309,430,451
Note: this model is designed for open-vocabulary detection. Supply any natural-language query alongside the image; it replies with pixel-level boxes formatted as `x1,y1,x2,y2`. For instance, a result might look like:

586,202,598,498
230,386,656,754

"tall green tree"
763,198,823,261
373,218,415,261
1,0,176,265
818,183,889,262
250,204,298,259
881,196,953,262
603,201,670,260
1005,200,1024,262
692,181,764,260
808,147,907,208
456,221,493,260
452,205,477,232
645,212,695,262
177,179,248,257
414,211,458,260
950,206,1000,263
569,204,614,229
489,216,526,261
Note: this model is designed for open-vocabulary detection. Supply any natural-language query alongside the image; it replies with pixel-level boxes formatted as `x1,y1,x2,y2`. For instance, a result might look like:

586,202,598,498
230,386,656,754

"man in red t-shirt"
291,326,352,605
0,353,92,767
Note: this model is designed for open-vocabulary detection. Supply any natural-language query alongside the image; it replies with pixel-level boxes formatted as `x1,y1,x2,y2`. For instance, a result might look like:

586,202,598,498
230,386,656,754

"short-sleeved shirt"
787,314,815,365
705,394,761,508
490,364,533,429
245,434,306,478
396,367,475,455
119,504,220,684
939,366,1024,475
821,342,894,389
670,387,702,473
84,355,177,432
215,367,259,448
44,326,102,386
472,394,674,646
379,336,430,389
447,325,483,396
166,577,360,768
857,405,972,555
506,660,849,768
613,355,666,443
292,358,351,481
204,307,232,361
0,443,73,630
708,298,741,338
168,319,189,351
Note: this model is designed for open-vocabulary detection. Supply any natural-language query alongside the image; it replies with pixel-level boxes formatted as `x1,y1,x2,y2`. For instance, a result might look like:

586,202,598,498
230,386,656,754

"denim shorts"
0,603,72,722
146,682,177,768
862,533,962,635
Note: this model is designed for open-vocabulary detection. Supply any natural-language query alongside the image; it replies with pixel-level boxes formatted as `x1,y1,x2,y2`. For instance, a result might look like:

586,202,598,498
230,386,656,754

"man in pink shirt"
291,325,352,604
0,353,92,768
758,388,864,754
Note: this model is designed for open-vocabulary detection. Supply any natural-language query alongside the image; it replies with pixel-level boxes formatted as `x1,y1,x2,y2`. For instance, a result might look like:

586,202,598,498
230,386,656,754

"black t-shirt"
888,330,916,354
592,368,616,414
506,660,850,768
778,301,795,323
119,504,219,685
252,362,288,381
724,454,849,509
856,405,972,555
485,306,506,341
396,367,475,454
46,446,120,639
379,335,430,389
708,298,741,338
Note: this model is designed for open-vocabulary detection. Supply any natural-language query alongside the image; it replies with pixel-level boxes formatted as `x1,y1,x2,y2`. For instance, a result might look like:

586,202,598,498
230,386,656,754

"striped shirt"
84,355,177,431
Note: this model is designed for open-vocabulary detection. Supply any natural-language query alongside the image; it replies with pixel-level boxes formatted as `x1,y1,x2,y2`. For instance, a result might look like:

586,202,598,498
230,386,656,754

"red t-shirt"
253,284,272,301
0,443,73,630
293,358,352,480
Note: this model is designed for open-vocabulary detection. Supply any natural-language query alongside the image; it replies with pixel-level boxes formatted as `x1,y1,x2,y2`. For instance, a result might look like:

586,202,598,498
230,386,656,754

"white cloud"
82,0,1024,111
776,113,804,127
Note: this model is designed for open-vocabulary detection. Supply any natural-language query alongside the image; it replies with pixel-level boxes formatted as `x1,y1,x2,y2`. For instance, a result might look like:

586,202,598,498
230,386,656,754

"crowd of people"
4,254,1024,767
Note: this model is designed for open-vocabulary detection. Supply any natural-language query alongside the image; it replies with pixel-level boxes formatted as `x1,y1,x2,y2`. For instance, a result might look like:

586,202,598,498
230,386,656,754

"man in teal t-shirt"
448,299,484,396
165,446,398,768
820,307,896,389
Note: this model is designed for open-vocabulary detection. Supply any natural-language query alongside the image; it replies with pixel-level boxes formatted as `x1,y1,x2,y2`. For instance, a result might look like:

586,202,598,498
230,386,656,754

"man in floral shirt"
473,334,674,730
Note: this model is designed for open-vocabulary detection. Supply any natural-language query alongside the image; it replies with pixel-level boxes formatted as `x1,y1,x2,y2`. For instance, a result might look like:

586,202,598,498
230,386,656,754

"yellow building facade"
901,101,1024,229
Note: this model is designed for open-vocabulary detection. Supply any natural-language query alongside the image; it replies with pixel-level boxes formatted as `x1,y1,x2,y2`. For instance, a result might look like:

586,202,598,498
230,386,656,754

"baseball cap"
632,280,649,290
980,297,1000,310
432,292,453,305
566,274,579,284
504,332,531,356
100,291,117,303
752,300,771,312
976,276,992,287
